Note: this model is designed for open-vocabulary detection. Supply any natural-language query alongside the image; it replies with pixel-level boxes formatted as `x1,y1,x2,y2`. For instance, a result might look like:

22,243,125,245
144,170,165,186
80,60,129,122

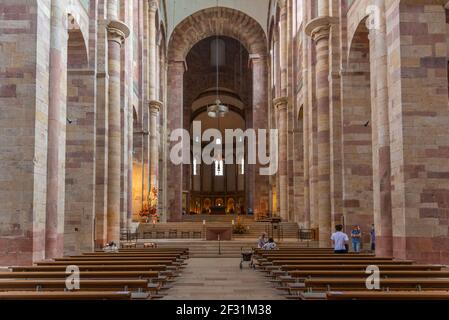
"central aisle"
163,258,285,300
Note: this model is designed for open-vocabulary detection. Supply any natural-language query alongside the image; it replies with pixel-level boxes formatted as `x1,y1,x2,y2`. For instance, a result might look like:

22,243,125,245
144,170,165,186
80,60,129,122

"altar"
205,226,233,241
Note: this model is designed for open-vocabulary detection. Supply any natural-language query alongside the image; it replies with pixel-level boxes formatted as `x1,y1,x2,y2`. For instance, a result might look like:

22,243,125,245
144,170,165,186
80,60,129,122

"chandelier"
208,0,229,119
207,99,229,118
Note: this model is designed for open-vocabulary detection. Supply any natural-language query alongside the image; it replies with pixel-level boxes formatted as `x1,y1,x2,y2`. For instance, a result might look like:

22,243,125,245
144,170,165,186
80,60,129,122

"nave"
1,241,449,300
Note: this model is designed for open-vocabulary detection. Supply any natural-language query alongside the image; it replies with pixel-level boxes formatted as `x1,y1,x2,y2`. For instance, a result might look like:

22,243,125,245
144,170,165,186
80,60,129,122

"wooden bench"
287,270,449,279
0,271,160,280
2,247,189,300
280,264,443,271
275,269,449,288
0,291,134,300
35,260,178,266
295,277,449,293
55,256,180,262
0,279,150,292
271,260,414,266
265,256,393,262
10,265,169,272
326,291,449,300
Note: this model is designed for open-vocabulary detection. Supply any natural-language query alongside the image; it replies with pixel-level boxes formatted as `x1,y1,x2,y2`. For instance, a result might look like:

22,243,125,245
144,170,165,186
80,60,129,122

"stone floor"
162,258,285,300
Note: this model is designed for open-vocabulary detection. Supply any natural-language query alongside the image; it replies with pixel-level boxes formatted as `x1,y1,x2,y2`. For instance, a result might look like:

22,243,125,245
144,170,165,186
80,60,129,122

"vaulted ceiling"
166,0,270,38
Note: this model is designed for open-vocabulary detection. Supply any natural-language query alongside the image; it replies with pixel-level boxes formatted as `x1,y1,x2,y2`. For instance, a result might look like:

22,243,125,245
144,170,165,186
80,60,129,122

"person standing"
370,224,376,252
351,225,362,253
331,225,349,254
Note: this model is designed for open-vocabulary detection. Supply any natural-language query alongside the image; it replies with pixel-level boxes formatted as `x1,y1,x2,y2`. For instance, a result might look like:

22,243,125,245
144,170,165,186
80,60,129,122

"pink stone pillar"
167,61,185,222
369,0,393,257
274,97,289,221
250,54,269,218
306,15,335,247
149,100,162,191
106,21,129,243
45,0,68,259
148,1,161,203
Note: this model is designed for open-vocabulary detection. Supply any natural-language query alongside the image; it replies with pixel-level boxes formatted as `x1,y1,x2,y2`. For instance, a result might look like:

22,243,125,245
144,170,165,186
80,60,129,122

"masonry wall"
386,1,449,263
0,1,51,265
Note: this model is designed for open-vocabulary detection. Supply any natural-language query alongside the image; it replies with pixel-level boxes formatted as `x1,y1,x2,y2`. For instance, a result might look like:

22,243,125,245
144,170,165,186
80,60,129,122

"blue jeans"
352,240,361,252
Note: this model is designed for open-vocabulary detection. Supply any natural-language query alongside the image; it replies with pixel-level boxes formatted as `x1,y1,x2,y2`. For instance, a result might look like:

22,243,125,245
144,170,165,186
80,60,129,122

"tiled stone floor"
163,258,285,300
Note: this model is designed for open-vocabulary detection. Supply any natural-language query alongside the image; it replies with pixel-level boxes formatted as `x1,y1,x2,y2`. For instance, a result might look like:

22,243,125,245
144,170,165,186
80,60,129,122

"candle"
203,220,206,225
232,220,235,225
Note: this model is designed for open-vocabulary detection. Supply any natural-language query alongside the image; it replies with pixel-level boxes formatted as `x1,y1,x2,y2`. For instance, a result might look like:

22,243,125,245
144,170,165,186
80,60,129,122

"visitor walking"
351,225,362,253
331,225,349,254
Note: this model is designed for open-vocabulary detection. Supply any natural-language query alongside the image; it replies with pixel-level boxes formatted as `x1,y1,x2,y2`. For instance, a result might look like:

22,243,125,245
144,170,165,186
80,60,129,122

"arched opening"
184,36,251,218
64,15,93,254
341,19,374,246
166,7,269,221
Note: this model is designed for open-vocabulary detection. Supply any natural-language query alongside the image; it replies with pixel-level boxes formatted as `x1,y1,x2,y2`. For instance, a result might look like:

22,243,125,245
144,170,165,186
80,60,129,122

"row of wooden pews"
0,247,189,300
253,247,449,300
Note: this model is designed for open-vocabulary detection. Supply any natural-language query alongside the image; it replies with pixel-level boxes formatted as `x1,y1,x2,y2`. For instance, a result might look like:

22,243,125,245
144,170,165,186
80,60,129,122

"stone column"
303,35,311,229
167,60,186,222
276,0,289,222
306,13,335,247
274,97,289,221
148,1,158,101
368,0,393,257
46,0,68,259
250,54,269,218
106,20,129,243
148,1,160,203
149,100,162,189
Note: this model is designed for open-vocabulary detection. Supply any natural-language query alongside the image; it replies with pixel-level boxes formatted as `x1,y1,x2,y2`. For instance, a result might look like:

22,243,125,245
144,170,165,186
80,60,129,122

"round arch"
168,7,267,62
166,7,269,222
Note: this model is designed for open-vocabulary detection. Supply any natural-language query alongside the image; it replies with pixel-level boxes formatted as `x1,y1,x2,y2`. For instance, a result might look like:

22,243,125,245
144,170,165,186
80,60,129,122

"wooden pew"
54,256,180,262
265,256,393,262
0,271,160,280
0,279,150,292
271,259,414,266
0,291,133,300
35,260,177,266
10,265,169,272
275,269,449,288
280,264,443,271
79,253,185,258
287,270,449,279
96,248,189,254
292,277,449,293
2,247,188,300
326,291,449,300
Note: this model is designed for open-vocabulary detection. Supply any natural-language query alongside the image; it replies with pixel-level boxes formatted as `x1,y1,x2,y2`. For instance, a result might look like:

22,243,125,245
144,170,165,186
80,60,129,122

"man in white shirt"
331,225,349,253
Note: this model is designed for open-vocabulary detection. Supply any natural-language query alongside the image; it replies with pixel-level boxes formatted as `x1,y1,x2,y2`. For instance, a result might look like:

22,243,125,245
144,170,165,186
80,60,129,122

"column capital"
149,0,158,12
107,20,130,45
273,97,289,110
149,100,163,114
277,0,287,9
305,16,338,42
248,53,266,68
